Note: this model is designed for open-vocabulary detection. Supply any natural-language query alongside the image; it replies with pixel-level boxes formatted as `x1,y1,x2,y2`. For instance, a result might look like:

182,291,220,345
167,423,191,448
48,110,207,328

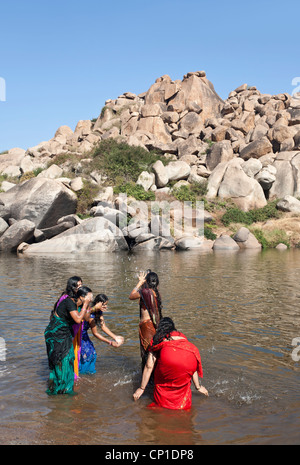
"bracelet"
139,387,145,390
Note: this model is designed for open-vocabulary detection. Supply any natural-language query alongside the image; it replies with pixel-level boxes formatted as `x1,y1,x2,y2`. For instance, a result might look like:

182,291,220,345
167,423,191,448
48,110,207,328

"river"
0,248,299,445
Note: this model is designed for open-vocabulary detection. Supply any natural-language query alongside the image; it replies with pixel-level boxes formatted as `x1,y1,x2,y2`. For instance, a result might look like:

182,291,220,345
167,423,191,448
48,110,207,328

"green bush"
172,181,208,204
76,180,100,215
221,200,281,226
90,139,167,183
204,225,217,240
251,228,290,249
114,181,155,201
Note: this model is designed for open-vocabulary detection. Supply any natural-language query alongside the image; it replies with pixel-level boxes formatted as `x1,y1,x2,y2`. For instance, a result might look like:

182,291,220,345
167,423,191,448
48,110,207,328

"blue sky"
0,0,299,152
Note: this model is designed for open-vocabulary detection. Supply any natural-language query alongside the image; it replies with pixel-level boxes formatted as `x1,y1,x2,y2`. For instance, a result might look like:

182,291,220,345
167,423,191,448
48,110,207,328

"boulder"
218,159,267,210
232,227,261,249
0,218,9,236
37,164,63,179
40,221,75,240
152,160,169,188
165,161,191,181
20,217,129,254
212,234,240,251
239,137,273,160
0,148,26,174
175,236,213,250
132,236,174,251
206,140,234,171
136,171,155,191
0,219,36,252
276,195,300,213
167,74,224,122
0,178,77,229
255,165,276,191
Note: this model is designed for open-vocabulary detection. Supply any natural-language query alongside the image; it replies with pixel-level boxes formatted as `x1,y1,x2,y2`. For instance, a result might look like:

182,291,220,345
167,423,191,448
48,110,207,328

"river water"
0,247,300,445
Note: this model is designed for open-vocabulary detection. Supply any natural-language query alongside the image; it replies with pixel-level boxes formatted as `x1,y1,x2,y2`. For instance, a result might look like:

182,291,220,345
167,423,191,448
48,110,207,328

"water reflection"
0,249,300,444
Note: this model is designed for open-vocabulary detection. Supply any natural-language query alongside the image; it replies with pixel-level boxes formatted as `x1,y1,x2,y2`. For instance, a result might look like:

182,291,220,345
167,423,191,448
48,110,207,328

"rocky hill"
1,70,300,254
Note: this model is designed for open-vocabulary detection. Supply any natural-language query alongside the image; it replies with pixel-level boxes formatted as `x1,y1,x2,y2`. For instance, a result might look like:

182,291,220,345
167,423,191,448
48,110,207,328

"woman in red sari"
133,317,208,410
129,270,162,370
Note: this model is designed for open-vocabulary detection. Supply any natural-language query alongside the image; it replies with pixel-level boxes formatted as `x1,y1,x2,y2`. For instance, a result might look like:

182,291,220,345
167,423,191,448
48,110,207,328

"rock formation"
1,69,300,253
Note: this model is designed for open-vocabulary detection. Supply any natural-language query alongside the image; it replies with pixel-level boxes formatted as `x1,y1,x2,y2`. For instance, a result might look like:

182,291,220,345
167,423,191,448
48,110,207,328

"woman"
51,276,83,380
44,285,93,395
133,317,208,410
129,270,162,370
79,294,124,375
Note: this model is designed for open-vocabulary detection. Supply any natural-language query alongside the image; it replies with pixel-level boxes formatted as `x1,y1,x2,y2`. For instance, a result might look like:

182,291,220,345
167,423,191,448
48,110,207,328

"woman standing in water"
79,294,124,374
44,285,93,395
133,317,208,410
129,270,162,370
51,276,83,380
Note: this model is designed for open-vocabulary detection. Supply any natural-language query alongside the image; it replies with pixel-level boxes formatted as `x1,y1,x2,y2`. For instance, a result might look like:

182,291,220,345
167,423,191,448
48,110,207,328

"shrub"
204,225,217,241
90,139,167,183
114,181,155,201
251,228,290,249
221,200,281,227
172,181,208,205
76,180,100,215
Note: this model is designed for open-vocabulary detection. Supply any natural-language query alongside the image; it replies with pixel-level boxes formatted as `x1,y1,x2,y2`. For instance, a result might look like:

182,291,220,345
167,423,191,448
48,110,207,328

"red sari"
149,331,203,410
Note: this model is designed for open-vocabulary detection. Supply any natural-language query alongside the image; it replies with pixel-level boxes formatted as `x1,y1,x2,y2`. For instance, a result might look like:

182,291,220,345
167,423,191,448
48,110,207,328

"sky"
0,0,299,153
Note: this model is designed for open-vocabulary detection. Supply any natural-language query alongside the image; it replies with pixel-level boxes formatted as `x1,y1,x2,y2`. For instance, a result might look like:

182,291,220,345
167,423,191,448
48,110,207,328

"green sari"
44,312,75,395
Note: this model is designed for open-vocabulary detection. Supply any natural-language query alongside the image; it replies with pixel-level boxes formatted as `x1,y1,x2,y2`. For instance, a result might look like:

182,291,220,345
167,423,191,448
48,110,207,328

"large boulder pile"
1,70,300,253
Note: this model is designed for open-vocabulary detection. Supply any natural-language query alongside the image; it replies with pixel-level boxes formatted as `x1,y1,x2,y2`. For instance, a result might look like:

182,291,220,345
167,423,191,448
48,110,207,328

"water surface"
0,248,299,445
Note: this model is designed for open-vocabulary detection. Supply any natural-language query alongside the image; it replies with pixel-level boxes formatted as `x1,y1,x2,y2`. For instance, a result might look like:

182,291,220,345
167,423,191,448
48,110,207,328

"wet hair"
146,272,162,319
52,275,83,317
92,294,109,327
152,317,176,346
76,285,92,299
65,276,82,299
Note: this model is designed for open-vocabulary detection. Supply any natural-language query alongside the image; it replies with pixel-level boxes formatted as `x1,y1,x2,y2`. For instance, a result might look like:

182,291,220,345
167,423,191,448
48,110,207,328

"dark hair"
76,285,92,299
52,276,82,317
146,272,162,318
152,317,176,346
65,276,82,299
92,294,109,326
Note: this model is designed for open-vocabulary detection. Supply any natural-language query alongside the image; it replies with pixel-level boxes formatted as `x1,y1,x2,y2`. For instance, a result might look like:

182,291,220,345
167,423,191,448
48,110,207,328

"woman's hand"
114,336,124,347
138,271,147,284
197,386,209,396
133,387,144,401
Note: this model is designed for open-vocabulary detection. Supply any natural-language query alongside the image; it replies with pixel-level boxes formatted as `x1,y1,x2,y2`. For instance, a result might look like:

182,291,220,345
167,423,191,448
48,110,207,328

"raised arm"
129,271,147,300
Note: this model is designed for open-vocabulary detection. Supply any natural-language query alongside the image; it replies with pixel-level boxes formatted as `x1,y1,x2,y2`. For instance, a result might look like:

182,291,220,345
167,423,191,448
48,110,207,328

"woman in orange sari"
129,270,162,370
133,317,208,410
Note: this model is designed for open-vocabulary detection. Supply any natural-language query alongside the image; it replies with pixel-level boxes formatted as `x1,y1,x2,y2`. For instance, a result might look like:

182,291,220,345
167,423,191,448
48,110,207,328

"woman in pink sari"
133,317,208,410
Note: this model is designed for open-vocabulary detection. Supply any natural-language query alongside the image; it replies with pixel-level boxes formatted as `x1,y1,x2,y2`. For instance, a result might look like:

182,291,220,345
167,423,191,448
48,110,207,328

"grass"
113,181,155,201
221,200,281,226
251,227,290,249
172,181,208,205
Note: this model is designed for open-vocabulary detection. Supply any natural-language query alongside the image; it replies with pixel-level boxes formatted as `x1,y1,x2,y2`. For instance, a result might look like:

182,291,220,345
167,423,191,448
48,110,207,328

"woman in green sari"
45,286,93,395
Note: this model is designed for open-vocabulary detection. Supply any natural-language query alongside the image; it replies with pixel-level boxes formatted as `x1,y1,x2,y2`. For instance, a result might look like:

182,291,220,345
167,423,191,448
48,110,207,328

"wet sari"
148,331,203,410
139,288,161,367
44,297,76,395
79,316,97,375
